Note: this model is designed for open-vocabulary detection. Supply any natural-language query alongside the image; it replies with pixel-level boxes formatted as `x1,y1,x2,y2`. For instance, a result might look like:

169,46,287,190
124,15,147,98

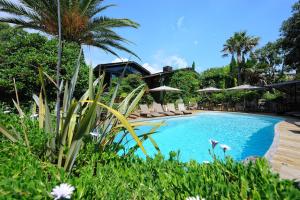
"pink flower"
209,139,219,149
220,144,231,153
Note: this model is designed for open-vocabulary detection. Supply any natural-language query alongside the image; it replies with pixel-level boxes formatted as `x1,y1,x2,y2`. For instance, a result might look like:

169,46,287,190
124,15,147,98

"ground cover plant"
1,113,300,199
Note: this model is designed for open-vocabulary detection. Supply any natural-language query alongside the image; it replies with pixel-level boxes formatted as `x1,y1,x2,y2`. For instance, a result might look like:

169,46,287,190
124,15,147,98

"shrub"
0,23,89,103
1,141,299,199
107,74,154,104
0,140,66,199
263,90,284,102
166,70,200,104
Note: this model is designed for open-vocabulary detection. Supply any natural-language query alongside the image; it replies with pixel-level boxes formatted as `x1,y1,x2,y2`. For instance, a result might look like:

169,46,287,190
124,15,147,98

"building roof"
143,67,195,79
266,80,300,88
94,61,151,76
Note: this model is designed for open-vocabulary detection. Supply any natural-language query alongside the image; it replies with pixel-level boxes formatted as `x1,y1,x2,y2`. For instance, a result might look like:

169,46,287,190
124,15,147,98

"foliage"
107,74,154,104
222,31,260,85
165,70,200,104
280,0,300,76
262,90,284,102
1,137,300,199
199,66,231,89
251,41,284,84
199,91,261,106
0,23,89,102
0,0,139,58
0,56,162,171
0,109,49,158
192,61,196,70
0,140,67,199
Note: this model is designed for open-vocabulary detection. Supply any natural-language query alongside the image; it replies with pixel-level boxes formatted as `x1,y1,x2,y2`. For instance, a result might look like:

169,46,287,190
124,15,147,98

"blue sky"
2,0,297,73
84,0,297,73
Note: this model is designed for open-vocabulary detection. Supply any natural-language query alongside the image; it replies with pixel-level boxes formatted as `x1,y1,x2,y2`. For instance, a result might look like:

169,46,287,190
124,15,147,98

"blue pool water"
122,112,282,163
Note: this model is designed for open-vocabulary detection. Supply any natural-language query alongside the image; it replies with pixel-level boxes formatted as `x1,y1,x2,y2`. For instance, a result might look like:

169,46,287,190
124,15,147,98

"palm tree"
222,31,259,85
0,0,139,141
0,0,139,57
222,37,236,86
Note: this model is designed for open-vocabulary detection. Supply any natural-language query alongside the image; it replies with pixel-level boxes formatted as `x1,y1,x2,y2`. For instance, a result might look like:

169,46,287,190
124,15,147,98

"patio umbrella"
226,84,264,110
149,85,181,103
197,87,222,110
197,87,222,92
226,84,263,91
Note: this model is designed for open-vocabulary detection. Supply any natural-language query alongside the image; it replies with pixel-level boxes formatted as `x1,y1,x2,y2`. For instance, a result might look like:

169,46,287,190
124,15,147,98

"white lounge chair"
178,103,192,114
139,104,163,117
167,103,183,115
153,102,175,116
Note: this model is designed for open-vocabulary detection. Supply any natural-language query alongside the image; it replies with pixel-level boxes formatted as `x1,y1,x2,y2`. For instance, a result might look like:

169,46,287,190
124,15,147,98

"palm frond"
0,0,40,20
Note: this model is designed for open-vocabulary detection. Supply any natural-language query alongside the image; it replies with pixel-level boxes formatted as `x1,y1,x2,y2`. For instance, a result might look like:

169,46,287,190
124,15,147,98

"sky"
84,0,297,73
1,0,298,73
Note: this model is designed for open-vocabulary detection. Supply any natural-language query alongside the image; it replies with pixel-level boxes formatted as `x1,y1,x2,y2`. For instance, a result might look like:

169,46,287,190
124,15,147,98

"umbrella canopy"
149,85,181,92
226,84,263,91
198,87,222,92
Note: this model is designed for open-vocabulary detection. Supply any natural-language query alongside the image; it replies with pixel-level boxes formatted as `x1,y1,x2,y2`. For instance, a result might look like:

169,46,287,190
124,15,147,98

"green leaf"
0,123,18,142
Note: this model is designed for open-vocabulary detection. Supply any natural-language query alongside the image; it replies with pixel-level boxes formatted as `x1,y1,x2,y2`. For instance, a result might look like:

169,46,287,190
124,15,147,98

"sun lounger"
139,104,163,117
167,103,183,115
153,102,175,116
294,122,300,127
178,103,192,114
128,114,138,119
131,111,140,117
292,113,300,117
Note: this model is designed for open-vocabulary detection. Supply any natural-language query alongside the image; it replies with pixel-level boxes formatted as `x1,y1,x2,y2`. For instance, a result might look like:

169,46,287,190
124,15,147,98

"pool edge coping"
264,121,282,162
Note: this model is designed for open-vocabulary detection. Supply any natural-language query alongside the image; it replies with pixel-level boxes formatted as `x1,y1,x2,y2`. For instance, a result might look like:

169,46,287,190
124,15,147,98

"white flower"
90,130,99,137
203,160,210,164
186,196,205,200
220,144,231,153
30,113,39,118
3,110,11,114
51,183,75,200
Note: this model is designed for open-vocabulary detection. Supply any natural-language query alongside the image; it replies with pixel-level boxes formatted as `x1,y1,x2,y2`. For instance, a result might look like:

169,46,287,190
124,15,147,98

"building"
94,61,197,89
143,66,195,89
94,61,151,86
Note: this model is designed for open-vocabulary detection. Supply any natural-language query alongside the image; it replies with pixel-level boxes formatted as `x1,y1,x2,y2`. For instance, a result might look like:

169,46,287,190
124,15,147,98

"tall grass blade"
57,101,77,167
83,100,148,156
68,47,83,106
0,124,17,142
12,99,24,118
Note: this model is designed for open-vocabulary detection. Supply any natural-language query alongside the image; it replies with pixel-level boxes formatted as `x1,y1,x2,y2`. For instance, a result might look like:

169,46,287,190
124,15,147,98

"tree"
0,23,89,102
252,41,283,83
199,66,231,89
165,71,200,104
0,0,139,58
222,31,259,85
280,0,300,77
106,74,153,104
0,0,139,135
192,61,196,70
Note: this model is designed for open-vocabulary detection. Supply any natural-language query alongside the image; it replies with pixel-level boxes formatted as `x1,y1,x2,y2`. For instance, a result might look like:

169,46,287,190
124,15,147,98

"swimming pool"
123,112,282,163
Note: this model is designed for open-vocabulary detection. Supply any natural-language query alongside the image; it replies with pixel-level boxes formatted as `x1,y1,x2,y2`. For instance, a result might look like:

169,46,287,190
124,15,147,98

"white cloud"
142,63,160,74
176,16,185,29
164,55,188,68
152,50,188,69
111,57,129,63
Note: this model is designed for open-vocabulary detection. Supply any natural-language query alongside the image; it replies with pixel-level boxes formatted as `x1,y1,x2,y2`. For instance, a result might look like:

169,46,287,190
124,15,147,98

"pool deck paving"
132,110,300,181
268,118,300,181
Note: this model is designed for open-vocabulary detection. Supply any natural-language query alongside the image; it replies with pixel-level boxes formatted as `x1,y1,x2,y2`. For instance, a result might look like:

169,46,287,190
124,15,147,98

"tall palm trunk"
55,0,62,146
237,52,242,85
